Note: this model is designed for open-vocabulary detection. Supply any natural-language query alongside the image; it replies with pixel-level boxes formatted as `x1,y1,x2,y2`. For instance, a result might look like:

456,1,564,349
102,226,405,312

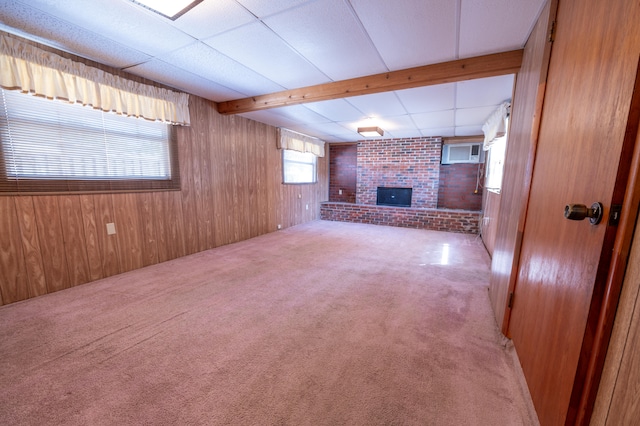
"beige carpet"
0,220,537,425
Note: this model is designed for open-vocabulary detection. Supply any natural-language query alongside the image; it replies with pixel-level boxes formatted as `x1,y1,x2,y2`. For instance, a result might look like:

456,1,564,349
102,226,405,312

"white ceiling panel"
17,0,194,57
285,124,339,140
309,122,361,142
455,125,484,136
125,60,246,101
157,42,285,96
347,92,407,117
455,106,499,126
421,127,456,138
173,0,256,39
1,0,546,141
412,110,455,129
203,22,330,89
387,128,424,139
459,0,545,57
396,84,456,114
318,122,360,136
456,75,515,108
337,120,370,135
380,115,419,135
236,0,314,18
239,110,302,130
262,0,388,80
304,99,367,123
0,2,151,68
332,115,418,141
268,105,332,124
350,0,458,70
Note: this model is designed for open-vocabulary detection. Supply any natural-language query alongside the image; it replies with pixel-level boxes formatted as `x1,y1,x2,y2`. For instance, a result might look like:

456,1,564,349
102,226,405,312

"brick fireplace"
356,137,441,208
321,137,482,234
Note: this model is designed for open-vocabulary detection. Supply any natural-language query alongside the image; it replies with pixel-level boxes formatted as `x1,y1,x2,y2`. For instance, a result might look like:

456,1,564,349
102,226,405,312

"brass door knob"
564,202,603,225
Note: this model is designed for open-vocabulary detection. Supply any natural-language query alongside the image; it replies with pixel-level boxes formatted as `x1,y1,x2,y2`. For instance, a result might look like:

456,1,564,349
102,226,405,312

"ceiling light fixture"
130,0,203,20
357,126,384,138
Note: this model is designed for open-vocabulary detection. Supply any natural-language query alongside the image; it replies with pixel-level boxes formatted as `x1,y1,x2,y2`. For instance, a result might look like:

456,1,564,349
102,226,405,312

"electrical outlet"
339,189,343,195
306,204,309,210
277,224,282,230
106,223,116,235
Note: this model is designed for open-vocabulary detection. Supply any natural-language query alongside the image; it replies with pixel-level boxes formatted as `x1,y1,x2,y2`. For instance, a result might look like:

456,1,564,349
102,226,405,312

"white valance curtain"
482,101,510,150
277,128,325,157
0,34,190,125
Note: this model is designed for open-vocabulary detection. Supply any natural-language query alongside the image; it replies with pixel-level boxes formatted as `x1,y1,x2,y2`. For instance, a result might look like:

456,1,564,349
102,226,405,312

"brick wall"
356,137,441,208
329,144,357,203
438,163,484,211
320,202,480,234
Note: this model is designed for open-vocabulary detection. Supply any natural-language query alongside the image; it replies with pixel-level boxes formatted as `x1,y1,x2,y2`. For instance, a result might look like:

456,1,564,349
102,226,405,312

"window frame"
0,90,181,195
282,149,318,185
484,134,507,193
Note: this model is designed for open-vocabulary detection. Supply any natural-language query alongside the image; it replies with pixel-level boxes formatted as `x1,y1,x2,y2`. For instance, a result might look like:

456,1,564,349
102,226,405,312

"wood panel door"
507,0,640,424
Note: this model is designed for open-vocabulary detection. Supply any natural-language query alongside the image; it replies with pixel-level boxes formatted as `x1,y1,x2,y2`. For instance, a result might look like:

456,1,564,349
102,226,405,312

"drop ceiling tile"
173,0,256,39
455,106,498,126
459,0,546,57
386,128,424,139
336,120,364,135
3,0,549,141
338,115,418,139
378,115,419,136
236,0,313,18
158,42,284,97
270,105,332,125
396,84,456,114
455,125,484,136
325,136,354,143
203,23,329,89
0,2,151,68
283,123,336,140
314,122,361,139
350,0,457,69
240,110,301,130
412,110,455,129
18,0,194,57
263,0,388,80
421,127,455,138
347,92,407,117
125,60,245,101
456,75,515,108
304,99,367,122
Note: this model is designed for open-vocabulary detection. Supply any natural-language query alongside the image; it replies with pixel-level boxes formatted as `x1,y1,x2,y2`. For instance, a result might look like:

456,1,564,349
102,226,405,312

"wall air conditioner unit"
441,143,484,164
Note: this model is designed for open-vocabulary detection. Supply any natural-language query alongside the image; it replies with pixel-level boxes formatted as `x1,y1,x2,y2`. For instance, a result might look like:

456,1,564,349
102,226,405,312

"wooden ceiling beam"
217,49,523,115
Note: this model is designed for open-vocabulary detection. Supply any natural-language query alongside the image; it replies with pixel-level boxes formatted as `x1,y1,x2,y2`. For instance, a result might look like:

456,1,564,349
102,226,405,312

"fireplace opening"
376,187,412,207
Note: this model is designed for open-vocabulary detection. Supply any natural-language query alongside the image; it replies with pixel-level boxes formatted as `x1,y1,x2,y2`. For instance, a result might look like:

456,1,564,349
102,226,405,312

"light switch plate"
106,223,116,235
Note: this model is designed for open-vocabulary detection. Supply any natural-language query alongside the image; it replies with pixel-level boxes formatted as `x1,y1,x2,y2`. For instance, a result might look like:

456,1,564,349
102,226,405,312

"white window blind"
0,34,190,125
283,149,317,184
0,89,180,193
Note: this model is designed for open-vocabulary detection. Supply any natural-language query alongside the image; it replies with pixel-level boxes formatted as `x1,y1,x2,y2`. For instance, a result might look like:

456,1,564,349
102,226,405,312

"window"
283,149,317,184
0,89,180,193
485,134,507,192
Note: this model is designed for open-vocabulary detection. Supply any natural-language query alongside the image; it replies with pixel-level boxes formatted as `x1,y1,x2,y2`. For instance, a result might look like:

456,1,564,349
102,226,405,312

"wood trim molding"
327,142,358,146
442,136,484,144
218,50,524,115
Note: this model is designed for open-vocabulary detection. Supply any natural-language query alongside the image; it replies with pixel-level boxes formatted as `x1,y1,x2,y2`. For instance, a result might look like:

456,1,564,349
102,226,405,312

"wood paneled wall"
487,0,555,333
0,96,328,306
481,190,500,256
592,210,640,424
